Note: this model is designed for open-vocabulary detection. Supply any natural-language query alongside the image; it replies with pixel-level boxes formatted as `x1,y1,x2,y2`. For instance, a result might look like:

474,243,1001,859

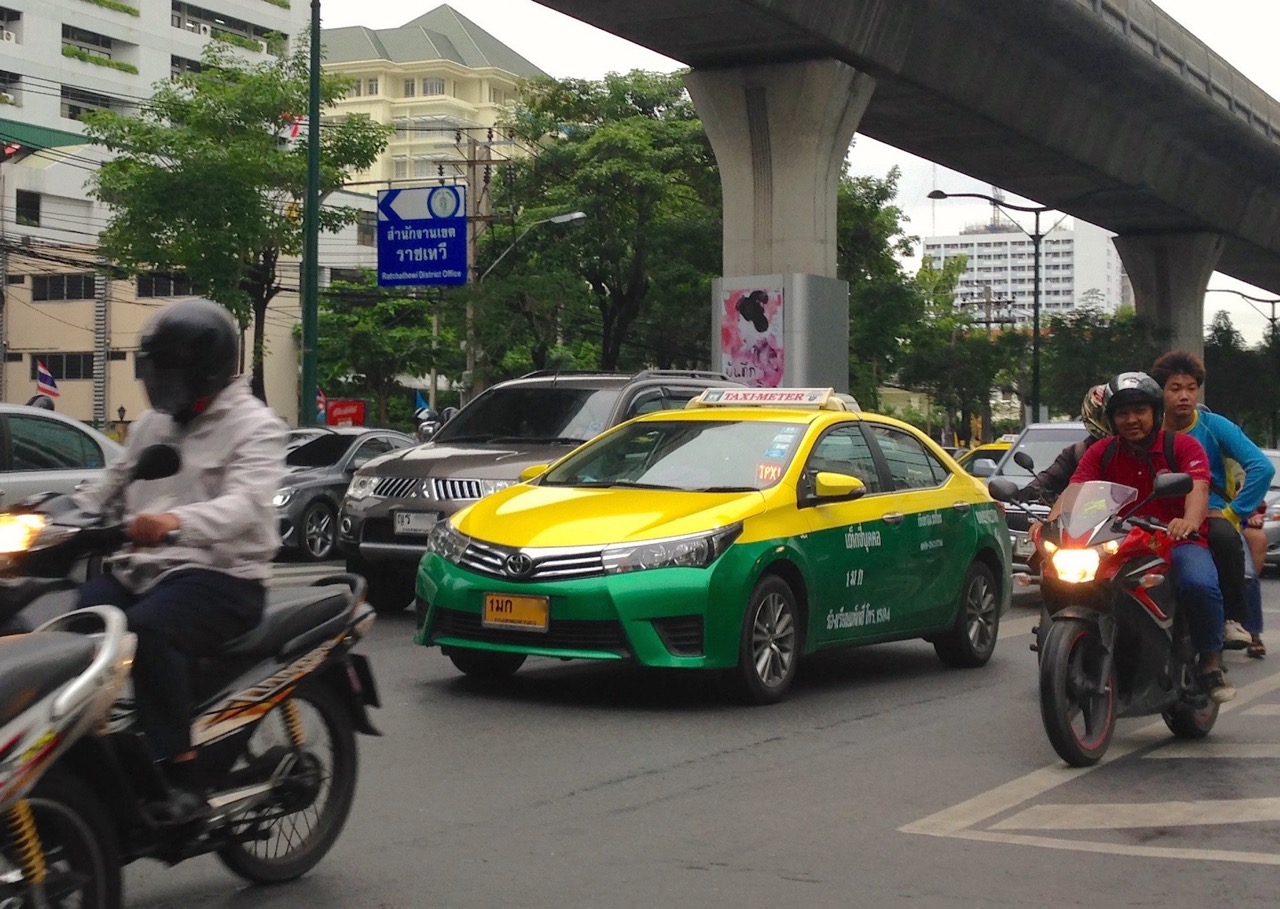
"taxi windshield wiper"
696,485,758,493
572,480,682,490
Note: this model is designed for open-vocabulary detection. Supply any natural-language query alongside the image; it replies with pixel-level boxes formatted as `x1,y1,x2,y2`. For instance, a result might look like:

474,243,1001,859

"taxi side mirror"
804,471,866,506
518,463,550,482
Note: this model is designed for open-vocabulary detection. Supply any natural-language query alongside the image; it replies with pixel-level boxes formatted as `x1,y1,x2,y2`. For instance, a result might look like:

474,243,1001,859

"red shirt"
1070,430,1211,541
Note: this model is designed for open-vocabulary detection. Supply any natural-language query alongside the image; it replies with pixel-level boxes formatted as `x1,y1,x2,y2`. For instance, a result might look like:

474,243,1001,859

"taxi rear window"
541,420,804,491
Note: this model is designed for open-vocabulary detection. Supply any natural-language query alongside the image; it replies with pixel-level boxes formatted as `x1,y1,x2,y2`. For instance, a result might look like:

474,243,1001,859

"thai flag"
35,360,59,397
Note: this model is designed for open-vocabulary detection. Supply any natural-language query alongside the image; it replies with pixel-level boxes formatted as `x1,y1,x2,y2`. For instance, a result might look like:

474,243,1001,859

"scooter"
989,473,1218,766
0,445,380,906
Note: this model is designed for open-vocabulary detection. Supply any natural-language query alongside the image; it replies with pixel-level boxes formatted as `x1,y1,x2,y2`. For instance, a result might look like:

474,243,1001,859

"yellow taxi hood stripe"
455,486,768,548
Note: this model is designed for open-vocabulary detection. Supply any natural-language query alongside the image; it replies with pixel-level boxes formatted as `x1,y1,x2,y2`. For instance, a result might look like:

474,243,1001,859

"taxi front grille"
430,607,629,654
373,476,420,499
652,616,704,656
458,539,606,581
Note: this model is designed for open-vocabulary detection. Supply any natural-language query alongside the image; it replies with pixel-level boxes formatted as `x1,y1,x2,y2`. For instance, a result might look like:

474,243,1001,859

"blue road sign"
376,186,468,287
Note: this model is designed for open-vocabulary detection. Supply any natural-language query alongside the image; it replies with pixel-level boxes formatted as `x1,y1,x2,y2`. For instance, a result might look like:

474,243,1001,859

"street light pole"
478,210,587,283
928,190,1060,424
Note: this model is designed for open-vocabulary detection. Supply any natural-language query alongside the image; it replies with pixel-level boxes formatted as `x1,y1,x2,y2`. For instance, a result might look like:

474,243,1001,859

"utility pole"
461,130,493,404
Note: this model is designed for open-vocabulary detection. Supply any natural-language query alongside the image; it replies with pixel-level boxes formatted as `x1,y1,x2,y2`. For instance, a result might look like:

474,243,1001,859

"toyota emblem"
505,553,534,578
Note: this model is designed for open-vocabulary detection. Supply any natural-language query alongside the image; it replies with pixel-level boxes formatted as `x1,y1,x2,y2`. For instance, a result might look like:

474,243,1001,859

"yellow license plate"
482,593,550,632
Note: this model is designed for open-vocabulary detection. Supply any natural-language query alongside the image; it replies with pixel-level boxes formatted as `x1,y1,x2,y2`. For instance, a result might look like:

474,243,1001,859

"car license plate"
394,511,437,535
483,593,549,632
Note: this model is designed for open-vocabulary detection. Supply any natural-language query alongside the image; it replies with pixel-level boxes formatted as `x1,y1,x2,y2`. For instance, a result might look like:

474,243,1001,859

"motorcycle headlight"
346,475,378,501
602,524,742,575
1051,547,1100,584
272,487,295,508
426,520,470,563
0,513,48,553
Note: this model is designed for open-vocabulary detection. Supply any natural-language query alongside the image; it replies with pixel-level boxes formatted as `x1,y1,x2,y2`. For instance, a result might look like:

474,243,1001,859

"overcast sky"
321,0,1280,343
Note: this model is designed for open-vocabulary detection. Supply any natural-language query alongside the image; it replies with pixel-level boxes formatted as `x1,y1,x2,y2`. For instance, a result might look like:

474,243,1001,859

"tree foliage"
1039,307,1160,417
83,41,390,404
1203,310,1277,444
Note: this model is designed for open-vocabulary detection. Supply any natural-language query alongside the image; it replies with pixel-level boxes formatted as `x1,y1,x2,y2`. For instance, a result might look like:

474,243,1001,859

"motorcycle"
1,605,134,908
989,473,1218,766
0,444,380,906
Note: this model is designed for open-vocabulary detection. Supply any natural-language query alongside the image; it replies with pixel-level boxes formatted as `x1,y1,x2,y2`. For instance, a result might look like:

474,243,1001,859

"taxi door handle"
882,512,905,526
952,502,971,513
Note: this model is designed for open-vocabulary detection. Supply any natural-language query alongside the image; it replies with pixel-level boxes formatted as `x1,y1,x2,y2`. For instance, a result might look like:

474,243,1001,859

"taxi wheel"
447,648,527,679
734,575,802,705
934,562,1000,668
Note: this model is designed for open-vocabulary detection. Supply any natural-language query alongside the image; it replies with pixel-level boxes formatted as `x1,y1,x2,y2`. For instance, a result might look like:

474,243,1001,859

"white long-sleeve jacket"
74,377,287,593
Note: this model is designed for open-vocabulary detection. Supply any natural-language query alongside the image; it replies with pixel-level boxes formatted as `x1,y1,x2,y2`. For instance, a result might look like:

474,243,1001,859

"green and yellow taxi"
414,388,1012,703
955,435,1019,476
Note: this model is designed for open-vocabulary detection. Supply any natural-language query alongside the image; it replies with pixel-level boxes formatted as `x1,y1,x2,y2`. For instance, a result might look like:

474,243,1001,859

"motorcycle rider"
1049,371,1233,702
1013,384,1110,505
1151,350,1274,657
73,297,288,821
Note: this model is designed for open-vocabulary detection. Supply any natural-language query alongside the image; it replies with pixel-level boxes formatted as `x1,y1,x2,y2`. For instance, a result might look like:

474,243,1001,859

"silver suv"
337,370,741,611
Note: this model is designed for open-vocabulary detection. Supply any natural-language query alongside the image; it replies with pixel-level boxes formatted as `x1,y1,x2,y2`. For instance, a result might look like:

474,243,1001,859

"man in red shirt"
1056,371,1232,702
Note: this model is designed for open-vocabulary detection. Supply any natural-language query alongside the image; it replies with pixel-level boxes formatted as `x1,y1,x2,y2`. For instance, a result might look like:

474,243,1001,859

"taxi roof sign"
688,387,851,411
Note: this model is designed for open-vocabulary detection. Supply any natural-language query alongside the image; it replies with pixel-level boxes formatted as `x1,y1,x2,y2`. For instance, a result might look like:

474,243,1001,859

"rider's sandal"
1248,638,1267,659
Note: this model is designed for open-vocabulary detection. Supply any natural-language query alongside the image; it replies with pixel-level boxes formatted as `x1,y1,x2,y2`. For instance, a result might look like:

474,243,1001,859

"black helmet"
137,298,238,424
1102,371,1164,430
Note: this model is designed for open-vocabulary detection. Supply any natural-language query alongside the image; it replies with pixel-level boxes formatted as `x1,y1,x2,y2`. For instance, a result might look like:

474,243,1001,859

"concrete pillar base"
1113,232,1225,357
686,60,874,278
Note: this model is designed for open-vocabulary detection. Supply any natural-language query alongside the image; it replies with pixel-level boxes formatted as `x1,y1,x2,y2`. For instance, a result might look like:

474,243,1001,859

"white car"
0,404,124,507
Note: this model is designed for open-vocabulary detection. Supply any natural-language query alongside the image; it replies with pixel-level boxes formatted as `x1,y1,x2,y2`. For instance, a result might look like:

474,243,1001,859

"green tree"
84,42,391,404
1203,310,1271,442
1040,306,1160,418
487,70,721,376
316,272,458,426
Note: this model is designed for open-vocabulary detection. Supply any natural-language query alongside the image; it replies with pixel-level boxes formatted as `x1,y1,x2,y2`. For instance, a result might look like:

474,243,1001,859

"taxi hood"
453,485,769,548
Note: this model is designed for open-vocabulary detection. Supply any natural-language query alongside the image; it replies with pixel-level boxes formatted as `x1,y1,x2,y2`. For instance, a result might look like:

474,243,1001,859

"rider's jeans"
1170,542,1225,654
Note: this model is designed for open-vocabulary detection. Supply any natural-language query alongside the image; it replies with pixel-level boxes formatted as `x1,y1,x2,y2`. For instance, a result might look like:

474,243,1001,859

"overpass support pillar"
1113,232,1225,358
685,60,874,277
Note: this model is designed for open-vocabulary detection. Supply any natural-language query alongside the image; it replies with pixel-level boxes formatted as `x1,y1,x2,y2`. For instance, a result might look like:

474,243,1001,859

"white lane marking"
1243,704,1280,716
993,797,1280,831
900,665,1280,864
1144,742,1280,759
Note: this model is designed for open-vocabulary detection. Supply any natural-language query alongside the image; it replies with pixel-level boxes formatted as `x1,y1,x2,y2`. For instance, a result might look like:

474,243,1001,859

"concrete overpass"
533,0,1280,354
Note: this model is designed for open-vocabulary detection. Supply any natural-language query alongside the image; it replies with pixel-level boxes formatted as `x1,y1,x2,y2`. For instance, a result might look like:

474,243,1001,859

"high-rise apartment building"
921,218,1131,325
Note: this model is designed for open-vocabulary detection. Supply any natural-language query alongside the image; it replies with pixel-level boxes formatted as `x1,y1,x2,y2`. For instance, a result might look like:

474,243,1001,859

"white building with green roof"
321,5,546,191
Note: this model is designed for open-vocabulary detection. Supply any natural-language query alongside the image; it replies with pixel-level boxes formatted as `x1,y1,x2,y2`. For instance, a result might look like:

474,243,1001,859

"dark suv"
337,369,742,611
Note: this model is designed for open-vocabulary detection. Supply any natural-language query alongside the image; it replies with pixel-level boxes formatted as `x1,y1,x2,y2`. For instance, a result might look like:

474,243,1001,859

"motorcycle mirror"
417,421,441,442
988,478,1020,502
1013,450,1035,471
1151,471,1193,499
132,444,181,482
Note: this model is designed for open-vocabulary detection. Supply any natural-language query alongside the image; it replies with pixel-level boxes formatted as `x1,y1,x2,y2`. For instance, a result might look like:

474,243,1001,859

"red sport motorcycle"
989,473,1218,766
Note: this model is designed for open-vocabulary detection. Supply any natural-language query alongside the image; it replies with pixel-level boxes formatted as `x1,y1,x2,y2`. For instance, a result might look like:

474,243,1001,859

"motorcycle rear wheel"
1164,697,1219,739
1,771,121,909
1039,618,1116,766
217,680,358,884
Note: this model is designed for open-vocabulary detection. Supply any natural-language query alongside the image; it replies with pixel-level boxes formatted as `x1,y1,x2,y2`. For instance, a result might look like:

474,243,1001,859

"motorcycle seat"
0,632,95,727
218,585,354,660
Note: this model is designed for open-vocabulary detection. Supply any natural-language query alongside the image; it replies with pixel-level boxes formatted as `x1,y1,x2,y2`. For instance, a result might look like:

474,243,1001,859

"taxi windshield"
541,419,803,491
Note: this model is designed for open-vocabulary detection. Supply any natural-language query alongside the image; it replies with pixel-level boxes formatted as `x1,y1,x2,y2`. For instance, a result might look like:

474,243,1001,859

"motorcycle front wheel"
1039,618,1116,766
217,679,358,884
1,772,121,909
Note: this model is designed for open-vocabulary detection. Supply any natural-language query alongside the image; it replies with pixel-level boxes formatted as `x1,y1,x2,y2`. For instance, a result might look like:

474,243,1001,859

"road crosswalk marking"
993,796,1280,831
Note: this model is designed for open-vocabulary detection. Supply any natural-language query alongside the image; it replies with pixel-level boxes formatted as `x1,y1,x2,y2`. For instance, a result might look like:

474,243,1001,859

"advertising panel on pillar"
721,287,784,387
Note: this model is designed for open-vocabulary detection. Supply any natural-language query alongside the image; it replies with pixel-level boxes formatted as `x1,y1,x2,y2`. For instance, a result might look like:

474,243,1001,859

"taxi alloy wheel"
736,575,801,705
933,562,999,668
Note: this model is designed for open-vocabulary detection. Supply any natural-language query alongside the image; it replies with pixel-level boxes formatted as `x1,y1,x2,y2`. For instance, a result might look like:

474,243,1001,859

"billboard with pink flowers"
720,287,784,387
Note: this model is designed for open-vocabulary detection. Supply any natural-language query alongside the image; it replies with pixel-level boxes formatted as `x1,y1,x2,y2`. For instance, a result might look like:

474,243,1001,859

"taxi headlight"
426,520,469,563
602,524,742,575
0,513,48,554
346,475,378,501
1051,547,1100,584
272,487,295,508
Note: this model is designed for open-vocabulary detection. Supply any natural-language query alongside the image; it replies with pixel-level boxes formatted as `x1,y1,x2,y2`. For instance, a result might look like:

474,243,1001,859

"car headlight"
426,519,470,563
602,524,742,575
272,487,295,508
478,479,513,497
346,475,379,501
1050,547,1100,584
0,513,48,553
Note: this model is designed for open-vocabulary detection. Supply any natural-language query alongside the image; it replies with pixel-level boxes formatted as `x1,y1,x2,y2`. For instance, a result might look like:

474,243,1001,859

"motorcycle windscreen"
1056,480,1138,544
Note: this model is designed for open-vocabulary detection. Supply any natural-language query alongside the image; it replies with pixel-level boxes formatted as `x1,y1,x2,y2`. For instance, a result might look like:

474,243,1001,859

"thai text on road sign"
377,186,468,287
